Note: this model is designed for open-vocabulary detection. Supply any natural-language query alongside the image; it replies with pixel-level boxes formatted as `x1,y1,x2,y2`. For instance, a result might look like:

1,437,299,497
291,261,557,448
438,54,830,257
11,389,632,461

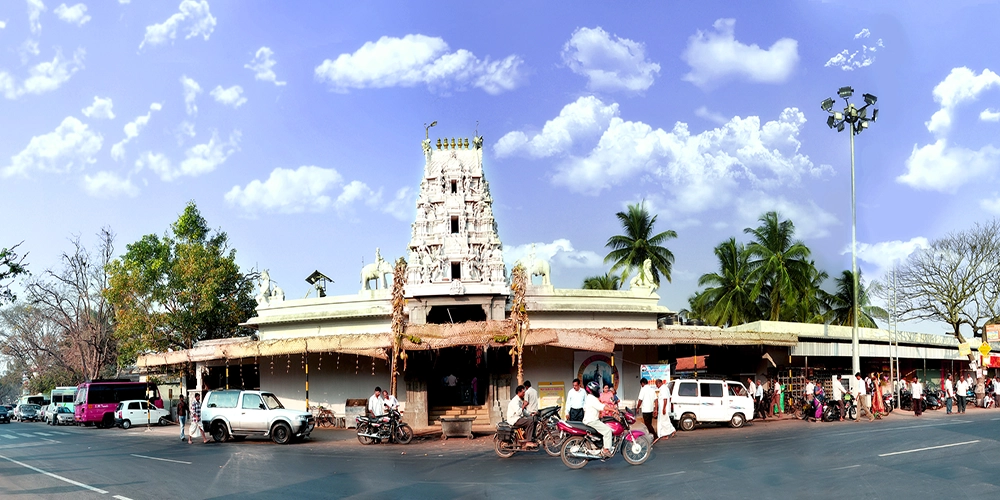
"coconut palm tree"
696,238,759,326
783,261,832,324
744,211,813,321
604,203,677,285
824,269,888,328
582,273,621,290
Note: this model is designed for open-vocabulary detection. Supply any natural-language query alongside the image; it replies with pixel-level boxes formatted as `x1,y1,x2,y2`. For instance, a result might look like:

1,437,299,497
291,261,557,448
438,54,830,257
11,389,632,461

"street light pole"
821,87,879,379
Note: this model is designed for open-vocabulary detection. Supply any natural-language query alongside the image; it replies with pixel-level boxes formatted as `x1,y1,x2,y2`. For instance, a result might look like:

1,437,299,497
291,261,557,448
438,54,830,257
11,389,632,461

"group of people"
940,373,1000,414
367,386,400,418
175,393,208,444
635,377,676,444
746,377,784,420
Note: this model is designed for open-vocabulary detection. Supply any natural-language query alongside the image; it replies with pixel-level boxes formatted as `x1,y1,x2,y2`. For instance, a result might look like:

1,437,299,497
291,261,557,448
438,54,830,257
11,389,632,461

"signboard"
538,382,564,411
640,364,671,383
986,324,1000,343
980,342,992,356
988,354,1000,369
959,343,971,356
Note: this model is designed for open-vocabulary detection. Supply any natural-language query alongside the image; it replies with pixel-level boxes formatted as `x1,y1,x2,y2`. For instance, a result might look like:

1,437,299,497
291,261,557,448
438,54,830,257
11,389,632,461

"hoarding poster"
575,351,622,392
986,324,1000,344
538,382,565,410
640,364,671,383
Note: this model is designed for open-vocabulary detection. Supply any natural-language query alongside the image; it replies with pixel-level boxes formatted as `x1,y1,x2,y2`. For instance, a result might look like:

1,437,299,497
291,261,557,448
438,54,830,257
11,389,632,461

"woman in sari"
871,373,885,416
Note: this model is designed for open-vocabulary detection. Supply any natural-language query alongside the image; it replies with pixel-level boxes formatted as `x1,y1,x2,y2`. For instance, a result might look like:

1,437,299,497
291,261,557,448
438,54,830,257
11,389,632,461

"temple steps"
429,405,492,426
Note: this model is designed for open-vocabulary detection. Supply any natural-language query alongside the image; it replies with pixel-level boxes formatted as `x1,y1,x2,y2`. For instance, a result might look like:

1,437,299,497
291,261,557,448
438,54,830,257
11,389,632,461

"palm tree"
824,270,888,328
783,261,831,324
696,238,759,326
604,202,677,285
582,273,621,290
744,211,813,321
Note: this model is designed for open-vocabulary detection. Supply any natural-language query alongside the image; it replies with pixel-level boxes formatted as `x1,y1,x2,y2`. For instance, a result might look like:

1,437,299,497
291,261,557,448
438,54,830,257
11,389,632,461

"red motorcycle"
557,407,651,469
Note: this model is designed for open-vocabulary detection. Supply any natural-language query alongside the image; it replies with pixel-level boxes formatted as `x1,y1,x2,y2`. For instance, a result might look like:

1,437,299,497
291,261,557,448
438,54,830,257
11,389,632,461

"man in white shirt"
367,386,385,417
912,377,924,416
831,376,846,421
523,380,539,415
566,378,586,421
582,381,613,458
636,378,658,441
506,385,535,443
656,379,675,442
755,379,766,420
956,376,968,414
855,373,873,421
381,390,398,413
944,374,955,414
804,378,815,399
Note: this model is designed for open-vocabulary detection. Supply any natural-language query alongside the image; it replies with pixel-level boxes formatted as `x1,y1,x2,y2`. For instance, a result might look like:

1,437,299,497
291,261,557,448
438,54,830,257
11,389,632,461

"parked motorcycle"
924,390,944,410
356,408,413,445
882,392,894,413
494,405,563,458
535,406,565,457
557,407,651,469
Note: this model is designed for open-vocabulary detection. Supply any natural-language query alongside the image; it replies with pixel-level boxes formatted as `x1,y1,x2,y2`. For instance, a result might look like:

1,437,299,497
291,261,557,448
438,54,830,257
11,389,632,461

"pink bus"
74,380,162,428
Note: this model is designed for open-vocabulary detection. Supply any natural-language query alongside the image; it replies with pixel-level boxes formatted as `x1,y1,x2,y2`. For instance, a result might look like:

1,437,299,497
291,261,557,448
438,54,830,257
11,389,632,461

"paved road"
1,409,999,499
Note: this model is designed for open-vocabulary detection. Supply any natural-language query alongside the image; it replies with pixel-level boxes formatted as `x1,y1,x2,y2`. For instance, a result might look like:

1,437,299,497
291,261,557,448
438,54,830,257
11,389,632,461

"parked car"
201,390,314,444
115,400,172,429
667,378,754,431
48,406,75,426
0,406,10,424
14,404,41,422
39,405,50,422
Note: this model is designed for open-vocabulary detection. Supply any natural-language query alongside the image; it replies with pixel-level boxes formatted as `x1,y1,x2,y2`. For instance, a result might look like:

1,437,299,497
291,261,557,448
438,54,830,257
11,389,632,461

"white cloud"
245,47,286,86
314,34,525,95
139,0,216,49
118,0,129,3
898,139,1000,193
925,67,1000,136
694,106,728,125
980,109,1000,122
180,75,201,115
18,39,40,63
54,3,90,26
81,96,114,119
560,26,660,92
225,165,344,214
335,180,381,211
503,239,604,270
27,0,45,34
855,237,930,277
494,96,618,159
682,18,798,88
83,171,138,198
734,194,838,240
382,187,414,221
110,102,163,161
210,85,246,108
1,49,86,99
824,28,883,71
138,130,240,181
2,116,103,178
980,194,1000,215
0,20,6,29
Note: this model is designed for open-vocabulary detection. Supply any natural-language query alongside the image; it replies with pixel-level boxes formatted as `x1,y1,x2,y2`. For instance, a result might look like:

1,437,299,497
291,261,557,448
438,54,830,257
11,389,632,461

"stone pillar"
404,379,428,428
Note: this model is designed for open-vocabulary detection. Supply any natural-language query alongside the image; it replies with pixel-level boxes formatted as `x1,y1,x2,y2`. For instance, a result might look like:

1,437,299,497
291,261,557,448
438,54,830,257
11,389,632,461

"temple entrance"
408,346,511,407
426,304,487,324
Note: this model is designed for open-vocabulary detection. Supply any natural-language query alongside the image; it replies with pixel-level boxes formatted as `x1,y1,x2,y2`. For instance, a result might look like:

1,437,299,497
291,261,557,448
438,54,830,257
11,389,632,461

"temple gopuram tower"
405,134,508,324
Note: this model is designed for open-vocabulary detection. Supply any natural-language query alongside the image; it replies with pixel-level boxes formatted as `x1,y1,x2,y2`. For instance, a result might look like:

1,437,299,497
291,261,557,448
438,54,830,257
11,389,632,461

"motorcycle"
356,408,413,445
882,392,894,413
924,390,943,410
535,406,565,457
557,407,651,469
494,405,563,458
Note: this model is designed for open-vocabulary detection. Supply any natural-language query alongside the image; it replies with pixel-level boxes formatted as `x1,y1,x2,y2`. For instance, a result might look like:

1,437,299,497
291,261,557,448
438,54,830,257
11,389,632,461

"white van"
668,378,754,431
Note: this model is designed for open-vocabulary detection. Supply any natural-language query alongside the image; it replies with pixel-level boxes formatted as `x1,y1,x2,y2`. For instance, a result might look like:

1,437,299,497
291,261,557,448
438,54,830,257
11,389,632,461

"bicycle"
310,405,337,428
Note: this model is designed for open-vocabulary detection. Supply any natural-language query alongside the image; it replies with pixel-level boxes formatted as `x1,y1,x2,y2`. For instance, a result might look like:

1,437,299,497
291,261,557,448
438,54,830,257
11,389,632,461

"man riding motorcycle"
506,385,536,447
583,381,614,458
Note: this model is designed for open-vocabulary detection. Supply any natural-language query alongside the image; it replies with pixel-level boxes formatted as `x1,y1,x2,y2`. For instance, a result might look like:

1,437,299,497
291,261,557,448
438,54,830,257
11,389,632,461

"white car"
115,400,171,429
667,378,755,431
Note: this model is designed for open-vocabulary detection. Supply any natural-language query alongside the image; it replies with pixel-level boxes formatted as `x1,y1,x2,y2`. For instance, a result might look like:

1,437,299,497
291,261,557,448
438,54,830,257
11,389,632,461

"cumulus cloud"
81,96,114,119
682,18,798,88
137,130,240,181
495,96,618,159
0,20,6,29
28,0,45,34
855,237,930,274
210,85,246,108
980,194,1000,215
314,34,525,95
83,171,139,198
503,239,604,270
180,75,201,115
2,116,103,178
110,102,163,161
139,0,216,49
382,187,414,221
982,109,1000,122
925,67,1000,136
245,47,286,86
824,28,884,71
1,49,86,99
54,3,91,26
560,27,660,92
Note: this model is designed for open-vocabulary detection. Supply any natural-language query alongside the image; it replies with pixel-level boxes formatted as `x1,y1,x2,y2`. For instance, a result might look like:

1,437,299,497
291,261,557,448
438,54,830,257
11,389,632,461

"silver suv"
201,390,314,444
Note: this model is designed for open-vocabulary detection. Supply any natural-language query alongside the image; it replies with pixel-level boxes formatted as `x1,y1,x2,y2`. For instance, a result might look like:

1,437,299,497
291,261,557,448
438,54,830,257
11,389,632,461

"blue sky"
2,1,999,335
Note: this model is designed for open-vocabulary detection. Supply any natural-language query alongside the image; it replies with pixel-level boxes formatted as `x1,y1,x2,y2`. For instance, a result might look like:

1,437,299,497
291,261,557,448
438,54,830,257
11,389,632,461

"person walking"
871,373,885,417
523,381,539,415
956,375,968,414
176,395,188,442
566,378,586,421
912,377,924,416
944,374,955,414
636,378,658,442
755,379,766,421
188,392,208,444
656,378,675,443
772,379,782,416
854,373,873,422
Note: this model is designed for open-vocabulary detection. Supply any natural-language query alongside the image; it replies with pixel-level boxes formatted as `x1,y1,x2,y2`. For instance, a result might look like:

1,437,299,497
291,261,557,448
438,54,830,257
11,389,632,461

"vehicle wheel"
622,435,651,465
494,437,516,458
319,416,333,428
730,413,746,429
848,406,858,420
101,414,114,429
560,436,591,469
357,423,374,445
271,422,292,445
394,424,413,445
679,414,696,432
159,417,170,426
211,422,230,442
543,432,564,457
121,419,131,429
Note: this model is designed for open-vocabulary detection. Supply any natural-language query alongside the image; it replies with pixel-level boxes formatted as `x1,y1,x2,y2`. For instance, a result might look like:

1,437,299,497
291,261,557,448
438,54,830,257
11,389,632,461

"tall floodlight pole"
822,88,879,377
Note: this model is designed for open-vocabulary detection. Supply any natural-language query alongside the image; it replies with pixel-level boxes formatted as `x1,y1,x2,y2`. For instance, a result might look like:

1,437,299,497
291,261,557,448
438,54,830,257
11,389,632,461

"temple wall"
258,353,398,412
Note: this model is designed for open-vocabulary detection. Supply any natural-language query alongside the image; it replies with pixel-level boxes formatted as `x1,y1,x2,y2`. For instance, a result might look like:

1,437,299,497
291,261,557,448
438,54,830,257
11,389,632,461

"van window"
700,383,723,398
241,394,263,410
677,382,697,397
208,391,240,409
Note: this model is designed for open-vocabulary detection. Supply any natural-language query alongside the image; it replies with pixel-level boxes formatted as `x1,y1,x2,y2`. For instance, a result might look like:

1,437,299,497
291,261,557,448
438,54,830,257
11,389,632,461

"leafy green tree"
582,273,622,290
696,238,759,326
106,202,256,365
0,242,28,305
604,203,677,285
744,212,813,321
824,270,888,328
